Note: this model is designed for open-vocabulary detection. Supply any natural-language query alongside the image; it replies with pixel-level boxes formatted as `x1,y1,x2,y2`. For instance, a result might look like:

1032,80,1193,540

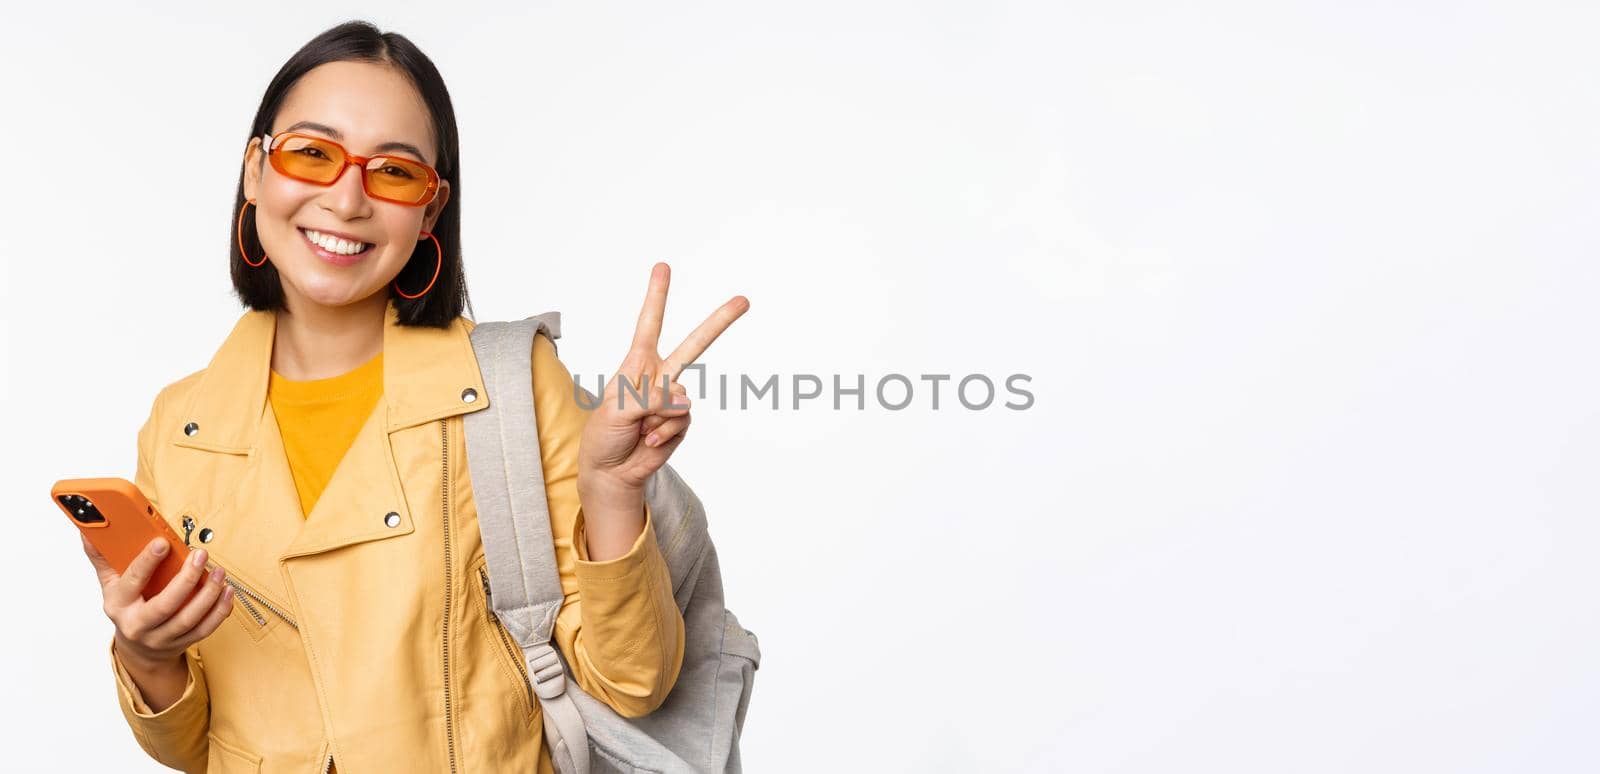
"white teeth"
301,228,371,255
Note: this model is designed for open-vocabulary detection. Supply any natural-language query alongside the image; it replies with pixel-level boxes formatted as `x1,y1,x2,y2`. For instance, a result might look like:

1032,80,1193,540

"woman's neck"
271,293,387,380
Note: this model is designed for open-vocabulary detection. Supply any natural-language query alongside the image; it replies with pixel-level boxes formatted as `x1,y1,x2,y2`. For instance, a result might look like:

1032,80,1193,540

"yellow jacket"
109,299,686,773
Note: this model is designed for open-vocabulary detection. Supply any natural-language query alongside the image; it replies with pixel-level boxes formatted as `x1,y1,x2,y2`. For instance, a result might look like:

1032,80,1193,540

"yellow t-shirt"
268,350,385,518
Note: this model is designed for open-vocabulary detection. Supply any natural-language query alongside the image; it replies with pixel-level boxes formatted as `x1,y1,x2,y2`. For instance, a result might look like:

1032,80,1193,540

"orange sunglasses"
262,132,441,206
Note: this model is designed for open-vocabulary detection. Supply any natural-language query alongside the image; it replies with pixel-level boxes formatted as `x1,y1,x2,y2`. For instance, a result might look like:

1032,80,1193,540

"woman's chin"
282,270,384,310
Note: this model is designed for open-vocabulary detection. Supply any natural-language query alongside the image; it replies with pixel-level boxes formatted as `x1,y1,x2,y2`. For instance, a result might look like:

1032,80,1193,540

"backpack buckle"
526,641,568,699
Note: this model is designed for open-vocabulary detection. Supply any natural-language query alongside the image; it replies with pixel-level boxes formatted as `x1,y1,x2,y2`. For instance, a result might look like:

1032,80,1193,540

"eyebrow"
280,120,430,164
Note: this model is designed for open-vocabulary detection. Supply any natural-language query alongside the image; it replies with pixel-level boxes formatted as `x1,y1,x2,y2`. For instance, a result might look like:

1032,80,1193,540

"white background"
3,1,1598,771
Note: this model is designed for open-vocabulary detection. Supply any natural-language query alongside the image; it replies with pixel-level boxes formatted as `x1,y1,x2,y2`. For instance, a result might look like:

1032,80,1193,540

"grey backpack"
463,312,760,774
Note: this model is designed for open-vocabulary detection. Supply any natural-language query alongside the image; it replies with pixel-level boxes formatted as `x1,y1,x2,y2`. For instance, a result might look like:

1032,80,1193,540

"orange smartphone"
53,477,193,600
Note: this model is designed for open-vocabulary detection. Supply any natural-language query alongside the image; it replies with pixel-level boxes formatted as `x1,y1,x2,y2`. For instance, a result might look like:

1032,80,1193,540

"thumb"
113,538,171,605
605,370,689,424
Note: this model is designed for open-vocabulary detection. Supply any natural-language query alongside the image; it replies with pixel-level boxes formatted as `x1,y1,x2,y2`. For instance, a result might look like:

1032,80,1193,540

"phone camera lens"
59,494,106,524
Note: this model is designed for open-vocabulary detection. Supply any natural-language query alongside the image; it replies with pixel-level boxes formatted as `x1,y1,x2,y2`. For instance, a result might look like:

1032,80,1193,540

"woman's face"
242,60,451,311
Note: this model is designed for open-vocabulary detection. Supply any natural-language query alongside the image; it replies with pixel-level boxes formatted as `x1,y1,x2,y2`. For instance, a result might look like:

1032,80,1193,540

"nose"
320,160,373,219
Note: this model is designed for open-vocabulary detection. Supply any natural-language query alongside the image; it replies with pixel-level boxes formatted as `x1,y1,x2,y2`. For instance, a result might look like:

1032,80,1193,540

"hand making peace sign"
577,262,749,501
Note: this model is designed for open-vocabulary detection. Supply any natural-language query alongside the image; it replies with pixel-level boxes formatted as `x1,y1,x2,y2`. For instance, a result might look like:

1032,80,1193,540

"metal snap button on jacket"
384,511,401,528
461,387,478,403
198,528,215,543
183,422,199,436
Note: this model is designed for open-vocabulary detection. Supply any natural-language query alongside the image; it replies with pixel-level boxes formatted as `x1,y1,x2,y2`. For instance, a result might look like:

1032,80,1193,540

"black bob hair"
229,20,471,328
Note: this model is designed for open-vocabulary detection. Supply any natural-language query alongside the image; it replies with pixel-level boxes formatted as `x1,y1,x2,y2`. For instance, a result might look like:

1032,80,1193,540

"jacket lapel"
194,402,306,613
278,393,415,559
167,299,493,606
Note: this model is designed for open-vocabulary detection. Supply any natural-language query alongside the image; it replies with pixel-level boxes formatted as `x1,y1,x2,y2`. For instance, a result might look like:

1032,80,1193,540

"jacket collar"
164,299,492,612
174,298,489,454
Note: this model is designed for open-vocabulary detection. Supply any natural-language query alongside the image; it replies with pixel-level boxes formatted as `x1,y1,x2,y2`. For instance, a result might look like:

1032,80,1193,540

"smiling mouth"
298,227,375,257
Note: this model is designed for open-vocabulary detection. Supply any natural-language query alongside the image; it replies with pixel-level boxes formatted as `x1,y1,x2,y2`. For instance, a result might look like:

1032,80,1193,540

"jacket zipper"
191,509,314,763
320,754,334,774
441,418,459,774
183,514,299,630
479,566,534,709
224,576,299,630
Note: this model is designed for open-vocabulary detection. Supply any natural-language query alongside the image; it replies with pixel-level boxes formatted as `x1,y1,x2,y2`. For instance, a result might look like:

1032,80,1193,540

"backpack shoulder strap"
464,312,564,639
463,312,592,774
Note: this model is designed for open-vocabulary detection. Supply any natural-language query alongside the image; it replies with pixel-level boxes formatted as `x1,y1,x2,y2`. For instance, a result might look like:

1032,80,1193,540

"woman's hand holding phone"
82,535,234,712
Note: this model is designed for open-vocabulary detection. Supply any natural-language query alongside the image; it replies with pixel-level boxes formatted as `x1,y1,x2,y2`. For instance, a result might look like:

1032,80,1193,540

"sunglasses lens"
267,133,436,205
272,135,346,183
363,157,435,204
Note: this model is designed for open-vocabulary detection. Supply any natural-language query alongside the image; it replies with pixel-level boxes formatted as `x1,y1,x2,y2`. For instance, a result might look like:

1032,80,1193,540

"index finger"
629,262,672,355
663,295,750,381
